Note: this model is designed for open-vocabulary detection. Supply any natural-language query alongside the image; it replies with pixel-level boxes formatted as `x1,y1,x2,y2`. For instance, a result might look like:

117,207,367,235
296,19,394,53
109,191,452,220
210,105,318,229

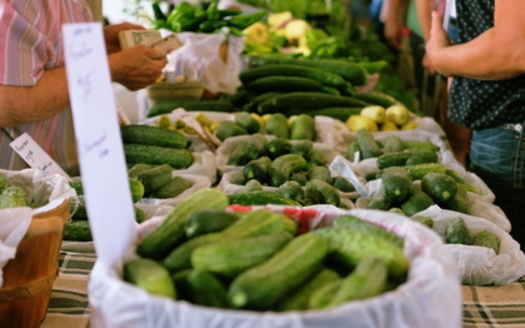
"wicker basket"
0,199,70,328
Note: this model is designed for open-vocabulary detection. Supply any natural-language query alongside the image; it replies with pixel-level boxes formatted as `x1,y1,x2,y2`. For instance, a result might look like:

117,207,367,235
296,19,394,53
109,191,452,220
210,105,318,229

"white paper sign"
9,132,72,180
62,23,136,266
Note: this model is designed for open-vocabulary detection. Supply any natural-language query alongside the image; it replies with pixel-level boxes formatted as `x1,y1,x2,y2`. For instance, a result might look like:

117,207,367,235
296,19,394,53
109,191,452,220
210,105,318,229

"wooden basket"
0,199,70,328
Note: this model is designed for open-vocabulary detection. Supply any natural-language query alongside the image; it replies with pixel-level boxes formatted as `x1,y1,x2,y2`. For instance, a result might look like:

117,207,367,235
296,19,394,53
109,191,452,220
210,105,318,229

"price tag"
9,132,72,180
62,23,136,265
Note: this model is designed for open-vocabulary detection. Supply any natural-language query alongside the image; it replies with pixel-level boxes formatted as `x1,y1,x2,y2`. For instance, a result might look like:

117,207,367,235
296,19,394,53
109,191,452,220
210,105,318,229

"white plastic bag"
165,32,244,94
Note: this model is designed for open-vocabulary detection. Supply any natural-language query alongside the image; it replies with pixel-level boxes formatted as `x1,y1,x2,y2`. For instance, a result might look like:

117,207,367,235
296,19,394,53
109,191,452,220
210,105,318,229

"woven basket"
0,199,70,328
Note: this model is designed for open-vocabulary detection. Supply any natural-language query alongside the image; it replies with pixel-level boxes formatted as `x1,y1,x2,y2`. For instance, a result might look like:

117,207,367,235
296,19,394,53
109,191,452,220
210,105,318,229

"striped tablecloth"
42,249,525,328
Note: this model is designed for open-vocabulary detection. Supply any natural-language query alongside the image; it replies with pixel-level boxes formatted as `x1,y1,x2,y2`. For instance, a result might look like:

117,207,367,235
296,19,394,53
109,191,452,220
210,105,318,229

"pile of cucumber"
125,188,409,311
445,217,501,254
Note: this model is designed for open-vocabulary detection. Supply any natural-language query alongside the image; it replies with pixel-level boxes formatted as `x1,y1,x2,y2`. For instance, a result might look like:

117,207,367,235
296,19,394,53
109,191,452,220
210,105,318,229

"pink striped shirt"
0,0,92,175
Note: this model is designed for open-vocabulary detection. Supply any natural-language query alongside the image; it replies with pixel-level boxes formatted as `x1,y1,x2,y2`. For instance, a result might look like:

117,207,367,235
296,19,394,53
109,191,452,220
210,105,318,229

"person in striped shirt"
0,0,167,175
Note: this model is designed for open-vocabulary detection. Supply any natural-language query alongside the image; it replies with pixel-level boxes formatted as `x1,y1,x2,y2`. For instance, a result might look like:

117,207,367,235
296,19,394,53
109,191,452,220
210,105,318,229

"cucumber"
146,99,234,118
472,230,501,254
367,197,391,210
0,186,27,209
123,258,176,299
290,114,316,141
244,179,263,192
313,226,409,277
355,128,382,159
421,172,458,204
400,191,435,216
127,163,156,178
290,107,361,122
332,177,355,192
234,111,260,134
276,268,341,311
164,209,297,271
243,156,272,182
248,55,368,86
245,76,327,93
137,188,229,259
63,220,92,241
334,215,404,248
257,92,368,115
290,172,308,186
215,120,248,141
305,179,340,207
445,217,472,245
132,164,172,195
191,232,293,278
184,210,240,239
382,135,404,154
381,168,413,206
269,154,308,187
121,124,187,149
402,141,440,151
308,279,343,309
290,140,314,159
411,215,435,228
240,64,348,88
442,184,472,214
354,91,397,108
345,140,360,162
276,180,305,205
228,233,329,310
129,178,145,203
327,256,388,307
185,270,229,308
377,150,438,169
265,138,291,159
149,176,194,199
227,191,302,206
243,92,283,113
264,113,290,139
307,166,332,185
124,144,194,169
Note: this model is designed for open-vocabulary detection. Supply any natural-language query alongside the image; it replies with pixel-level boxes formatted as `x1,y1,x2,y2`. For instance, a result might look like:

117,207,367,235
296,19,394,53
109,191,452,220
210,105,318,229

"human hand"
384,19,404,50
426,11,451,74
104,23,146,54
108,45,167,91
422,53,436,75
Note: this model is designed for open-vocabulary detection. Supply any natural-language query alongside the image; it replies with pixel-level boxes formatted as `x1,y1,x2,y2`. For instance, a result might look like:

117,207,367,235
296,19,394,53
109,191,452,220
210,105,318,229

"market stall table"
40,250,525,328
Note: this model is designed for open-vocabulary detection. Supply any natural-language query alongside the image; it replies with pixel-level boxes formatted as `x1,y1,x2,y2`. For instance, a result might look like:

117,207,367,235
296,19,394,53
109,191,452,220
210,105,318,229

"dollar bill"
143,34,184,54
118,29,162,50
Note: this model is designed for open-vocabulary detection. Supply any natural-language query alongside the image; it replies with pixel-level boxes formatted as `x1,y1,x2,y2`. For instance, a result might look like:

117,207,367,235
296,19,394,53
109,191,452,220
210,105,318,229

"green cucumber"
307,166,332,185
308,278,343,309
124,144,194,169
244,179,263,192
290,114,316,141
227,191,301,206
377,150,438,170
400,191,435,216
123,258,176,299
382,135,404,154
355,128,382,159
149,176,194,199
276,180,305,205
146,99,234,118
234,111,260,134
334,215,404,248
305,179,340,207
265,138,291,159
472,230,501,254
215,120,248,141
132,164,172,195
354,91,396,108
185,270,228,308
243,156,272,182
421,172,459,204
184,210,240,239
121,124,187,149
264,113,290,139
245,76,327,93
269,154,308,187
445,217,472,245
228,233,328,310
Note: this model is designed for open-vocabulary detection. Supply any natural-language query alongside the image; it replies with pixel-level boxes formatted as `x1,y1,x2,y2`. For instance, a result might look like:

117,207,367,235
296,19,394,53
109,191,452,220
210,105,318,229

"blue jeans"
469,126,525,246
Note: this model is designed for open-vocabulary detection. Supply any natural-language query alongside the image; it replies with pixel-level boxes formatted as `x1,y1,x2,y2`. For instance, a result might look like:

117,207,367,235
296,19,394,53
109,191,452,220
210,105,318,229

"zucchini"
149,176,194,199
445,217,472,245
327,256,388,307
290,114,316,141
269,154,308,187
124,144,194,169
146,99,234,118
264,113,290,139
257,92,368,115
240,64,348,88
472,230,501,254
245,76,326,93
313,227,409,277
121,124,187,149
123,258,176,299
191,232,293,278
305,179,340,207
355,128,382,159
184,210,240,239
137,189,229,259
421,172,459,204
249,55,368,86
334,215,404,248
228,233,329,310
227,191,301,206
243,156,272,182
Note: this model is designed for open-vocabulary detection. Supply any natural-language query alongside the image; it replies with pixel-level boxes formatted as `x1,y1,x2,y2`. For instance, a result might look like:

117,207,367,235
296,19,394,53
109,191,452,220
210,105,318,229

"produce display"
125,189,408,312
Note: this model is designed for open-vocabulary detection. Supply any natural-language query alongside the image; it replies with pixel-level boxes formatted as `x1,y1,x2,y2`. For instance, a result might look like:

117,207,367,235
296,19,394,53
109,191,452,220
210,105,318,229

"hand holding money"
105,23,147,54
118,30,183,55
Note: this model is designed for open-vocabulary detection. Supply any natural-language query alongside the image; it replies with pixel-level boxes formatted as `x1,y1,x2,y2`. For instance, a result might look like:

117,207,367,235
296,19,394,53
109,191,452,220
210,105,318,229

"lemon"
195,112,212,127
385,105,410,126
360,105,386,124
157,114,171,128
381,120,399,131
401,121,418,130
345,115,378,132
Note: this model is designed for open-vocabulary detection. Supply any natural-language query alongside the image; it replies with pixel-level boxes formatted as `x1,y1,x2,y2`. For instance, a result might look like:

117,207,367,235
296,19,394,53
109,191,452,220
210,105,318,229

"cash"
118,30,183,54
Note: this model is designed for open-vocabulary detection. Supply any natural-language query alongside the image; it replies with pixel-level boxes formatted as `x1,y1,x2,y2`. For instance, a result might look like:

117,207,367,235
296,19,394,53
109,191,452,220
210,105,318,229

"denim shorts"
469,124,525,245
